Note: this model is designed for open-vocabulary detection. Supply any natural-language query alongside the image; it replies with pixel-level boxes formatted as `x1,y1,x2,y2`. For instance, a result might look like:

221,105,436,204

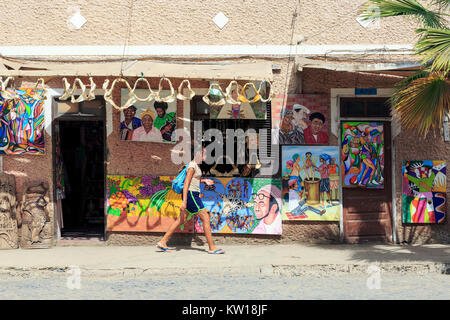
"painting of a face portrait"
194,178,282,235
341,122,384,189
271,94,328,145
120,89,177,143
209,82,267,120
0,89,45,155
402,160,446,224
281,146,340,221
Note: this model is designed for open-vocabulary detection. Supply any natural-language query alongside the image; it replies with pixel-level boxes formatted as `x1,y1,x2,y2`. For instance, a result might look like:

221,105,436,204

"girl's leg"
158,210,186,248
197,209,218,252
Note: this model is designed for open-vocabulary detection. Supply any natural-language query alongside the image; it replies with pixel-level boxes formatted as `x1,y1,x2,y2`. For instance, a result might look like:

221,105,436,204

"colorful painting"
0,88,45,154
106,175,192,232
281,146,340,221
402,161,447,224
341,122,384,189
272,94,329,145
120,89,177,143
194,178,282,235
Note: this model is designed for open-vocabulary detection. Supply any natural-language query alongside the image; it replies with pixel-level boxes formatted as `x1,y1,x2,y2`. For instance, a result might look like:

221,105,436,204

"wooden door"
342,121,393,243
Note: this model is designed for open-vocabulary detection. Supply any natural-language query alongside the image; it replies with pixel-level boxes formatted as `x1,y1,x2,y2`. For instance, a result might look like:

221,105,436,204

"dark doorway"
55,119,105,239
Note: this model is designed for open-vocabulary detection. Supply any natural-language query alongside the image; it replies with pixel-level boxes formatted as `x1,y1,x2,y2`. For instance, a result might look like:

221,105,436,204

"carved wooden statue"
0,173,18,249
19,182,52,248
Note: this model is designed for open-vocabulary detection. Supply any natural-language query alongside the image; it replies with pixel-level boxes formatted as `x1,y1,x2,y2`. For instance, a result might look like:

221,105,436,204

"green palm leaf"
390,72,450,135
361,0,447,28
416,28,450,72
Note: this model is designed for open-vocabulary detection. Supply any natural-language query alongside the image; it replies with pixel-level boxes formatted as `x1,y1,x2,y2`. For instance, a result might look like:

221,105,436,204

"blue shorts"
183,191,205,214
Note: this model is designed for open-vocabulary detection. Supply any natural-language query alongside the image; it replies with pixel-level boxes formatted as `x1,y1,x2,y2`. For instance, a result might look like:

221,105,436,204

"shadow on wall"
400,223,450,244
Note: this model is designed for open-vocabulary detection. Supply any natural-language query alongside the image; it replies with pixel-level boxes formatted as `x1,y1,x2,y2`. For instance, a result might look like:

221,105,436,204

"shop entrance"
53,98,106,240
340,98,393,243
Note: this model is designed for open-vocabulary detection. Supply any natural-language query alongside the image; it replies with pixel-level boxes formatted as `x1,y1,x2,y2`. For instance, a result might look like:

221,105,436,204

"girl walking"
157,147,225,254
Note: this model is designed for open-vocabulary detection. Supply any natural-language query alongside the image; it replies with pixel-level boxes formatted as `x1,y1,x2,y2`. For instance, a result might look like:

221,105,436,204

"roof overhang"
0,58,274,81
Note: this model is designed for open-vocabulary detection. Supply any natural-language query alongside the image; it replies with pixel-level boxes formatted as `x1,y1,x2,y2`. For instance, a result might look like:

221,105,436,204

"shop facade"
0,0,448,249
0,60,449,249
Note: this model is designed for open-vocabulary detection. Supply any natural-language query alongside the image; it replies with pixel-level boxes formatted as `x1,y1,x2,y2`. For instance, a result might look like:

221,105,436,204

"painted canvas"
0,89,45,154
194,178,282,235
402,161,446,224
341,122,384,189
272,94,329,145
281,146,340,221
120,89,177,143
106,175,193,232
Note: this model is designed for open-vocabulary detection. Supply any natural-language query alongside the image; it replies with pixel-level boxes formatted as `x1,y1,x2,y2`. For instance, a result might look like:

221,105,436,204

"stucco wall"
1,0,418,47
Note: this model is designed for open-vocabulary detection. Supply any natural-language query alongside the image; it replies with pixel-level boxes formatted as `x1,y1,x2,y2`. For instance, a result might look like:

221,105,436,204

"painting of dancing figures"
341,122,384,188
281,146,341,221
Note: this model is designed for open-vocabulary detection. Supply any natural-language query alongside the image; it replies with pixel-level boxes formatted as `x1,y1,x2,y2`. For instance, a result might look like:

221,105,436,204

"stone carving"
0,173,18,249
19,182,52,248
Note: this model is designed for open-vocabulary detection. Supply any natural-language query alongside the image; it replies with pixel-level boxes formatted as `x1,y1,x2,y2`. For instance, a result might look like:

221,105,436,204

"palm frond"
416,28,450,72
361,0,447,28
390,72,450,135
432,0,450,10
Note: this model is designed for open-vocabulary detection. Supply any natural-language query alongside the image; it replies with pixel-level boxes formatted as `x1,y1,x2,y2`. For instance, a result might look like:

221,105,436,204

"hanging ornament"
32,78,47,101
225,80,241,105
238,82,261,104
258,80,275,102
103,78,136,110
176,79,195,101
203,82,226,106
130,77,155,102
86,77,97,101
155,77,176,103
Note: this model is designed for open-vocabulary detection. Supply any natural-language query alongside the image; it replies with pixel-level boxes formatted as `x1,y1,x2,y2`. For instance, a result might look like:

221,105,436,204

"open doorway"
54,119,105,239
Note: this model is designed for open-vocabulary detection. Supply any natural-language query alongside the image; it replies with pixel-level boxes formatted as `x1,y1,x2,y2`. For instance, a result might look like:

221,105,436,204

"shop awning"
0,58,274,81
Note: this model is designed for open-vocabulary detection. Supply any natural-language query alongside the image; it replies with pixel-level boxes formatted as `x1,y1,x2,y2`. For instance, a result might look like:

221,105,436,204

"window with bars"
190,96,273,178
340,98,391,118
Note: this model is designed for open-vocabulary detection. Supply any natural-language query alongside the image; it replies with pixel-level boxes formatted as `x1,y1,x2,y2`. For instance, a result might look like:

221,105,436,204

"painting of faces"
272,94,329,145
341,122,384,189
402,161,446,224
120,89,177,143
281,146,340,221
194,178,282,235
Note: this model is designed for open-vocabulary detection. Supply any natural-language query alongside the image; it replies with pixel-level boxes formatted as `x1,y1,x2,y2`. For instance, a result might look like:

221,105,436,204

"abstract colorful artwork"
341,122,384,189
120,89,177,143
272,94,329,145
281,146,340,221
0,89,45,154
106,175,192,232
194,178,282,235
402,161,447,224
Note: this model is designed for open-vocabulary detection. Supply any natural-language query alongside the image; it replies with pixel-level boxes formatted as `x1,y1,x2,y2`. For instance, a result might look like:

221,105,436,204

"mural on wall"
402,160,447,224
210,82,267,119
19,182,52,249
194,178,282,235
281,146,340,221
272,94,329,145
120,89,177,143
106,175,193,232
0,89,45,155
0,173,18,249
341,122,384,189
